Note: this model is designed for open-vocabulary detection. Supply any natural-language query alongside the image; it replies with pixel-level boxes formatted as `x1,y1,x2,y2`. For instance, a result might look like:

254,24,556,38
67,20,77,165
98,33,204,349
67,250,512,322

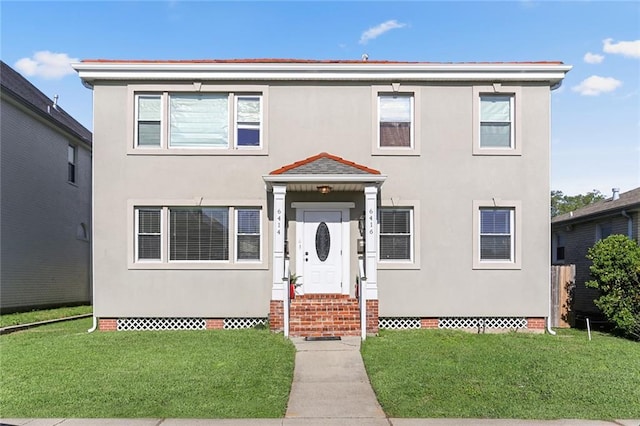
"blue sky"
1,1,638,196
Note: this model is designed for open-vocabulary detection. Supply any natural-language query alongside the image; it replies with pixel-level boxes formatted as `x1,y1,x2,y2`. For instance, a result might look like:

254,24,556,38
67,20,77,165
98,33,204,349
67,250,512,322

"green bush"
586,234,640,340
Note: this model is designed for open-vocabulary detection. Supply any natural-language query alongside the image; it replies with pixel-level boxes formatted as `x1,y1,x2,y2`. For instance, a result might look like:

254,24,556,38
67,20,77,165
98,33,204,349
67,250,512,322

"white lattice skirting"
439,317,528,330
379,317,529,330
118,318,206,331
379,317,421,329
116,317,268,331
224,318,268,329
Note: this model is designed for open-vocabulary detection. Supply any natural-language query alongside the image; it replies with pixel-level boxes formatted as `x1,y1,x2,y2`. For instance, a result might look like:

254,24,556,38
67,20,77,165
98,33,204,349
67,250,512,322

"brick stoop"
289,294,361,337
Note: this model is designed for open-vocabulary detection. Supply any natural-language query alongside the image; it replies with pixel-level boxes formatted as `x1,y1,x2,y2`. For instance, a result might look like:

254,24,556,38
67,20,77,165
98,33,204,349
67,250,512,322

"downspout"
621,210,632,238
86,81,97,333
547,82,557,337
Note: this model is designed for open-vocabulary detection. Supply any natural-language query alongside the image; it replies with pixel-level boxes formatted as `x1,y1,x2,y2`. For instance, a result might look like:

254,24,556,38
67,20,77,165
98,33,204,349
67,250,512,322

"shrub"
586,234,640,340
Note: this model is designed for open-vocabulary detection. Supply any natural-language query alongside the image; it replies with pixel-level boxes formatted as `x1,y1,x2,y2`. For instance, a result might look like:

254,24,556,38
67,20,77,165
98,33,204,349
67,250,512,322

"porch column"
364,185,378,299
272,185,287,300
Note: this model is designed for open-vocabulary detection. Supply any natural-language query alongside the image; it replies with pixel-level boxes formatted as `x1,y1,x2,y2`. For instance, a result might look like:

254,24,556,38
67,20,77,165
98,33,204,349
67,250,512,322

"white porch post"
364,185,378,300
272,185,287,300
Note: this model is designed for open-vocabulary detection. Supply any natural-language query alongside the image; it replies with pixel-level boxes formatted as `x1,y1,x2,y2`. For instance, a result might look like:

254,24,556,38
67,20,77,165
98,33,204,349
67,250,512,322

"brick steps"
289,294,361,337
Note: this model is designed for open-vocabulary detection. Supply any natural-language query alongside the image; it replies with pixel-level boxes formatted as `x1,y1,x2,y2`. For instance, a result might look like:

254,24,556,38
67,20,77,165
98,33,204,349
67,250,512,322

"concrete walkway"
2,335,639,425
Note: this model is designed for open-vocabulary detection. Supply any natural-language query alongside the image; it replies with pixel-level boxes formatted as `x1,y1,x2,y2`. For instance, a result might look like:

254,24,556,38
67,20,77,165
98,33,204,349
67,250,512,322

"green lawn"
0,318,295,418
0,305,92,328
361,329,640,419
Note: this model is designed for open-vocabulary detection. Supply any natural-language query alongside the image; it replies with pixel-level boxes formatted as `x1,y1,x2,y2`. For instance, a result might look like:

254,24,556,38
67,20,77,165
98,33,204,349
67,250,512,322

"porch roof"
263,152,386,191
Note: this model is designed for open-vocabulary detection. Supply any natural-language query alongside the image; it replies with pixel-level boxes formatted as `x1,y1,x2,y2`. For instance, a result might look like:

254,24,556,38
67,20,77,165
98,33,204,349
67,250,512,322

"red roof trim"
81,58,565,65
270,152,381,175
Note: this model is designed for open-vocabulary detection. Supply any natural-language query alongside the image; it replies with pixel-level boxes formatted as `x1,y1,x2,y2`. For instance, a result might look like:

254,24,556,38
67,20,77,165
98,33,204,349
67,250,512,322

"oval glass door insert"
315,222,331,262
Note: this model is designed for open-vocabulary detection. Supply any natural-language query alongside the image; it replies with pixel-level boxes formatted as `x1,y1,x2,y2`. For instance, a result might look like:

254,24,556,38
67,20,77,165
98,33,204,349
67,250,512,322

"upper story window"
67,144,77,183
131,86,266,155
372,85,421,156
472,85,522,156
480,95,513,148
378,94,413,149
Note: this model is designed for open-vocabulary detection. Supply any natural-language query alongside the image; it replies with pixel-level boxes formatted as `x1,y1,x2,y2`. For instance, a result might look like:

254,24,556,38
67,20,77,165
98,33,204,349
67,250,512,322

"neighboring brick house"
1,61,92,313
74,58,570,336
551,187,640,318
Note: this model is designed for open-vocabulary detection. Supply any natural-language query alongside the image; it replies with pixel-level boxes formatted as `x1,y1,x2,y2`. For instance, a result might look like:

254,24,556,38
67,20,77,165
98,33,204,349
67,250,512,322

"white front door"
302,210,342,294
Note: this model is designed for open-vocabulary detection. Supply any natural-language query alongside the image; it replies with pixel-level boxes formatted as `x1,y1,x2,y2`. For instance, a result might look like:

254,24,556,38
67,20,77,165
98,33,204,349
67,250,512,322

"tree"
551,189,605,217
586,235,640,340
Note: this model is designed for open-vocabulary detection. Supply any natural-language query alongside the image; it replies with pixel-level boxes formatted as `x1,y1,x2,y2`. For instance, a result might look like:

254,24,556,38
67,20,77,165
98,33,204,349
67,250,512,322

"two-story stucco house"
74,59,570,336
1,61,92,313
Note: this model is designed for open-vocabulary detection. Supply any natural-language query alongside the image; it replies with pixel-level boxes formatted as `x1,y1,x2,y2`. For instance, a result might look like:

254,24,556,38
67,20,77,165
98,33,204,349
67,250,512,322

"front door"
302,210,342,294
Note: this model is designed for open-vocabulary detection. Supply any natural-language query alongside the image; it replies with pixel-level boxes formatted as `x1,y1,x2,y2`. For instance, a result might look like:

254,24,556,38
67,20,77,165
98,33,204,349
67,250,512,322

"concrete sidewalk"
2,336,639,425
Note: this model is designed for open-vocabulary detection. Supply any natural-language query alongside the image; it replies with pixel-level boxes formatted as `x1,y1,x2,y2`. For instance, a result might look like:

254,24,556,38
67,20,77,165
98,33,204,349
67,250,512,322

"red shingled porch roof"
270,152,381,175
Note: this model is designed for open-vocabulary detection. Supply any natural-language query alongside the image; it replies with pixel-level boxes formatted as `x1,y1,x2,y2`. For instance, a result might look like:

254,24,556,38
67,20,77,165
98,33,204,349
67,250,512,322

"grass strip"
0,305,93,328
361,328,640,419
1,318,295,418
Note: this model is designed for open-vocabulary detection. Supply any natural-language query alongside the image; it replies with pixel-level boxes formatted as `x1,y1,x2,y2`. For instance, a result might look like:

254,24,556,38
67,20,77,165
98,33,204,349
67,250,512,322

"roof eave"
73,62,572,85
552,204,640,226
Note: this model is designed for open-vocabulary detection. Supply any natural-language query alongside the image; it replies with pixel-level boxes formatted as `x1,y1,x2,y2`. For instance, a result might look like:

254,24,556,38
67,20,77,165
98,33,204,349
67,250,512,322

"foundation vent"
379,317,421,329
223,318,268,329
439,317,527,330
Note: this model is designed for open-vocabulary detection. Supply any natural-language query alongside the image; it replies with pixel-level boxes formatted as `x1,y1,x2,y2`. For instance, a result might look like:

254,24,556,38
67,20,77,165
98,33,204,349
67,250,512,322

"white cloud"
583,52,604,64
14,51,78,79
359,20,406,44
602,38,640,59
572,75,622,96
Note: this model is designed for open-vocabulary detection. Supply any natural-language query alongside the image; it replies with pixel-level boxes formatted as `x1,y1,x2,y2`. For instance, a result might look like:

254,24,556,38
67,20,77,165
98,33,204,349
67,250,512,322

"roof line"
270,152,381,175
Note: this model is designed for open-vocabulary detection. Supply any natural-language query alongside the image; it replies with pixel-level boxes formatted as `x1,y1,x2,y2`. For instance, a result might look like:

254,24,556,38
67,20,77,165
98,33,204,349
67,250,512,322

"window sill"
377,261,420,270
127,148,268,156
67,181,78,187
472,149,522,156
372,148,420,157
128,261,268,270
472,261,521,270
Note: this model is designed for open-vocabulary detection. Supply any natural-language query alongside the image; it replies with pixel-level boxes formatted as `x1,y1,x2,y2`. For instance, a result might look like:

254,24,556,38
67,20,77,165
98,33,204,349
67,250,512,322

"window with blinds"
379,208,412,261
136,95,162,147
479,208,513,261
236,96,261,147
170,208,229,261
136,209,161,260
378,94,413,148
480,95,513,148
236,209,261,261
170,94,229,148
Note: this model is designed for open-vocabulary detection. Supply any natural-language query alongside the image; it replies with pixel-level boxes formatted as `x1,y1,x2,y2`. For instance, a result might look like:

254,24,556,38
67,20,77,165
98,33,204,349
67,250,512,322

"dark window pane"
380,235,410,260
138,235,161,259
170,208,229,261
138,122,161,146
380,122,410,147
68,164,75,183
138,210,160,233
237,128,260,146
480,235,511,260
380,210,410,234
238,235,260,260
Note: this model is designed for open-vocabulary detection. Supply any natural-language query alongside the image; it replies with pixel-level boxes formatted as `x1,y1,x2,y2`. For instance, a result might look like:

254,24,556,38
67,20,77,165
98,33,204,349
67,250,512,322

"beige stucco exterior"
79,61,570,322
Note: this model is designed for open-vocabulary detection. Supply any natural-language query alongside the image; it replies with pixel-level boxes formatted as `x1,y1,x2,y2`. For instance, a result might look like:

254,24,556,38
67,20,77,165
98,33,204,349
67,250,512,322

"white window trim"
377,199,421,270
134,94,164,149
472,200,522,270
127,199,268,270
472,85,522,156
235,208,262,263
371,85,421,156
127,84,269,156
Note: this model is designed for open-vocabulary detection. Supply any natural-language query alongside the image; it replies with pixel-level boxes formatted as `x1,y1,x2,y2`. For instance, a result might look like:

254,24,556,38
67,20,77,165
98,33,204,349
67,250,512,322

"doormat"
304,336,341,341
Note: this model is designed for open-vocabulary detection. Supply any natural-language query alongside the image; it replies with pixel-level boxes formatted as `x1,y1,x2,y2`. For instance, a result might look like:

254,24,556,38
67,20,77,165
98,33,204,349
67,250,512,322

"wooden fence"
550,264,575,328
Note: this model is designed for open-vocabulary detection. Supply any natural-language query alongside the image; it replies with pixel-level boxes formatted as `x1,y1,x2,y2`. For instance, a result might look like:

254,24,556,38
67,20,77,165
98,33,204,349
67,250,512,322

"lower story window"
480,208,514,261
134,206,261,264
379,208,413,261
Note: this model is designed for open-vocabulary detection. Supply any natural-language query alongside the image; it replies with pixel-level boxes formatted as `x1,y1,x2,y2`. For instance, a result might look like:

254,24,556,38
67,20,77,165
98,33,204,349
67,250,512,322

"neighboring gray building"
1,61,92,313
551,187,640,318
74,59,570,336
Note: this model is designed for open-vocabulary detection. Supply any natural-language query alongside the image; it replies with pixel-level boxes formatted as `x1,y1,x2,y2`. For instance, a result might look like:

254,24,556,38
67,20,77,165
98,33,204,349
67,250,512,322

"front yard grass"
361,329,640,419
0,318,295,418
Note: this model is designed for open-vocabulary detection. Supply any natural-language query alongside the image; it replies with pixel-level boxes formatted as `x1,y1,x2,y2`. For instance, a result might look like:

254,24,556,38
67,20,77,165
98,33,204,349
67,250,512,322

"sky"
1,0,639,196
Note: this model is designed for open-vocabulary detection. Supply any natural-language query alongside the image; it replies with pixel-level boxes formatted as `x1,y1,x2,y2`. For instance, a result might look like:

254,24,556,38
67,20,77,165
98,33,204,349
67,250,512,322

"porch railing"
358,257,367,340
283,258,290,338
